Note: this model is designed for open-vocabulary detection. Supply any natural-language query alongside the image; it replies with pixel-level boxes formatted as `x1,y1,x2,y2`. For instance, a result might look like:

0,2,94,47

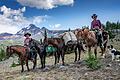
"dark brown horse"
6,45,36,72
44,37,65,65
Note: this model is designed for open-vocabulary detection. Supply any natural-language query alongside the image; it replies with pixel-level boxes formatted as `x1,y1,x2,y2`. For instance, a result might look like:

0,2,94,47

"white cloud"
0,6,48,34
17,0,74,9
49,24,62,30
32,15,48,26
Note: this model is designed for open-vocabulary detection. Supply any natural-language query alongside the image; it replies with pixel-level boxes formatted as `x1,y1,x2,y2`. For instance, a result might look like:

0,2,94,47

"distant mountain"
16,24,42,35
16,24,66,38
0,33,13,37
0,24,68,40
0,33,14,40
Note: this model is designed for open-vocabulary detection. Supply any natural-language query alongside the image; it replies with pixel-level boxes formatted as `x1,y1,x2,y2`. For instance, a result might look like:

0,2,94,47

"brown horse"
6,45,36,72
76,28,108,58
6,41,46,72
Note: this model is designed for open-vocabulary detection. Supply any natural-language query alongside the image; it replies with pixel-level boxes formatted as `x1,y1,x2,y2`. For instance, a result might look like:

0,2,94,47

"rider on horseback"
91,14,102,31
24,33,36,61
91,14,103,47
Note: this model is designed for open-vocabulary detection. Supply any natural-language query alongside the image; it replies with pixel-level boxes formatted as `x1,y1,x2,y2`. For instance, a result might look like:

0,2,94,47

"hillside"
0,41,120,80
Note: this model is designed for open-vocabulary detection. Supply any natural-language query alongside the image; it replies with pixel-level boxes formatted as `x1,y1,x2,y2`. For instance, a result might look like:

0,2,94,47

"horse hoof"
78,59,80,61
33,67,35,70
74,60,77,62
40,66,44,69
62,63,65,66
28,69,30,71
21,70,24,73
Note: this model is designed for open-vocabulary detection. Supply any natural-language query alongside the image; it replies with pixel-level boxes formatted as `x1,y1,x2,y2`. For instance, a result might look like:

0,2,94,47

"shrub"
10,61,19,67
108,31,115,39
0,48,6,61
10,60,25,67
85,53,101,70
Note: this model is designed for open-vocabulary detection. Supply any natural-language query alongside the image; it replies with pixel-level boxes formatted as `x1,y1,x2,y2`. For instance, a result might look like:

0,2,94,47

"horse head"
6,46,14,58
82,28,90,38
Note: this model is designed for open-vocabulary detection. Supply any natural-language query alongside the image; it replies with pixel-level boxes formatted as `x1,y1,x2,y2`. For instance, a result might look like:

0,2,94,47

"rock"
42,67,50,71
106,64,112,67
59,65,65,69
116,60,120,61
84,73,88,76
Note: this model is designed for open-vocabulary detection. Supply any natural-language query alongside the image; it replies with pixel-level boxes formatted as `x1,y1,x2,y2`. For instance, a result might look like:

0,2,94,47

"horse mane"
30,38,41,45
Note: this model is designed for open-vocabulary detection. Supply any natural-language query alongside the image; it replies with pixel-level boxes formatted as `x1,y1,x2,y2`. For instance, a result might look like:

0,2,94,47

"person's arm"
97,20,102,29
24,39,27,46
91,21,93,30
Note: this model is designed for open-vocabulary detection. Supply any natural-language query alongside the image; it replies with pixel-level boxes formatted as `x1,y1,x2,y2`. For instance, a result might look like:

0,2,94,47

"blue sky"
0,0,120,33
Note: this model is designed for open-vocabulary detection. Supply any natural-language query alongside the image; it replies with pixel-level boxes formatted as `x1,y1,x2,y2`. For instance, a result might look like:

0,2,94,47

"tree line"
104,21,120,30
103,21,120,39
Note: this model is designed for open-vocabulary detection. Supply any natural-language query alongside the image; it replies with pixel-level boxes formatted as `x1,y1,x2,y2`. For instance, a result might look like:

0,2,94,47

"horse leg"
94,45,97,59
43,52,46,68
98,41,104,58
39,53,44,69
78,47,81,61
57,49,61,64
74,46,77,62
57,51,60,63
100,46,104,58
21,60,24,72
25,59,30,71
103,43,107,58
54,52,57,65
40,51,46,69
33,54,37,69
61,49,65,65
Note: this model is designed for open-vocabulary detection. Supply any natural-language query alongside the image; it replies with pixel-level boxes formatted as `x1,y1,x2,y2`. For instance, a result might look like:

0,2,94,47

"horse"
74,29,86,61
6,45,35,72
6,39,46,72
60,31,85,62
76,28,109,58
44,37,65,65
28,38,46,69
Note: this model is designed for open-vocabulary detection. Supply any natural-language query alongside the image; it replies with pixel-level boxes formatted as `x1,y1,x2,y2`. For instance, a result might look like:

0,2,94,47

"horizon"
0,0,120,34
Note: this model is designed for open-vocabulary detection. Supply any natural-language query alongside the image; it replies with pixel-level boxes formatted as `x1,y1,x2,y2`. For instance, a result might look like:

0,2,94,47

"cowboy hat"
24,32,31,37
91,14,97,18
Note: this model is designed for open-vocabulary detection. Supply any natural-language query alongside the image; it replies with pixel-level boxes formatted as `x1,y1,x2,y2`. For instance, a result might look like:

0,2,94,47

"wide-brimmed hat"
91,14,97,18
24,32,31,37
